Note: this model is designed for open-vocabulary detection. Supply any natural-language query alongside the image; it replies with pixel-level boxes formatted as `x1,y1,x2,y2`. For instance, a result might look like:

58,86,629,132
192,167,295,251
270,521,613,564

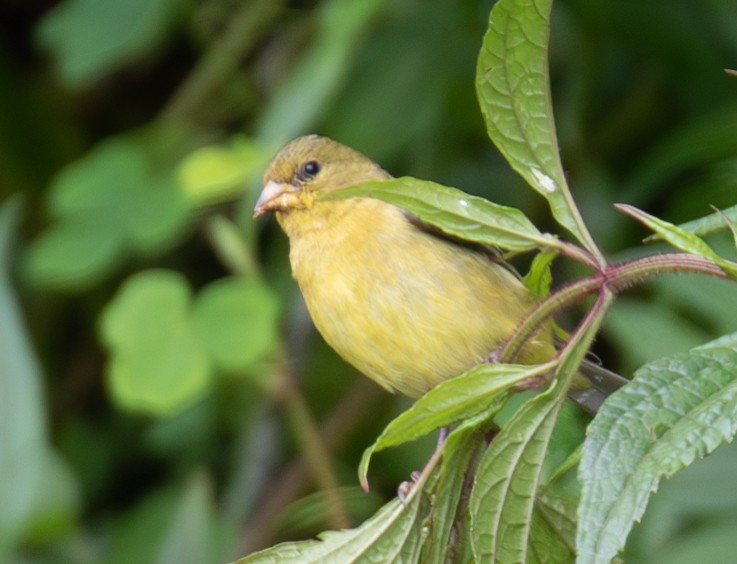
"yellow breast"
278,198,554,397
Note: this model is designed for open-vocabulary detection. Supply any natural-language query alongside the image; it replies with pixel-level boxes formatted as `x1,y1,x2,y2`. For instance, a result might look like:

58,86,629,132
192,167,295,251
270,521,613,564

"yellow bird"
254,135,620,406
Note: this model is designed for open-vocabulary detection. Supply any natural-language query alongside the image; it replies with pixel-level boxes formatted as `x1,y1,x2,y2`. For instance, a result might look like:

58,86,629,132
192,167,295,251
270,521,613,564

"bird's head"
253,135,389,217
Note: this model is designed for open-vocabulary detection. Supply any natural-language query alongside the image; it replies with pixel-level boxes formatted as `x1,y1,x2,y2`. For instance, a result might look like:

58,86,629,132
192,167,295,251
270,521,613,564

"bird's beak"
253,181,301,217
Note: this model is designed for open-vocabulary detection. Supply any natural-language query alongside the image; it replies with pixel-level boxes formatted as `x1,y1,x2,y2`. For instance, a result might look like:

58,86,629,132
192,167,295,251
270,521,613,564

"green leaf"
470,289,609,562
19,450,80,545
23,217,123,291
578,334,737,564
35,0,186,87
476,0,596,254
24,135,192,290
0,197,50,557
156,471,235,564
324,177,560,252
616,203,737,278
178,137,269,206
191,277,281,374
205,216,258,278
255,0,387,144
523,249,558,298
533,489,577,557
358,362,553,490
651,203,737,241
469,383,566,563
422,418,489,564
101,270,211,417
233,495,429,563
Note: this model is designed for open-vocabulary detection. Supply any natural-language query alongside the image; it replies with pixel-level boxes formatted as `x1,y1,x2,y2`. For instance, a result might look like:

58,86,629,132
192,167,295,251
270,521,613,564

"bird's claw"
397,471,423,503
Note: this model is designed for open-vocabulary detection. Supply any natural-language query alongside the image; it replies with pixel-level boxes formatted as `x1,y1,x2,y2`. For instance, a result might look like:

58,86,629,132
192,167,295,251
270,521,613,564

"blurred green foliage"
1,0,737,561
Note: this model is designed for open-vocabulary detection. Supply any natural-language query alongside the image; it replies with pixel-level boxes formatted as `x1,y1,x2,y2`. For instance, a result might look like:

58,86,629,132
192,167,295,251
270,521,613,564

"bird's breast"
283,199,552,397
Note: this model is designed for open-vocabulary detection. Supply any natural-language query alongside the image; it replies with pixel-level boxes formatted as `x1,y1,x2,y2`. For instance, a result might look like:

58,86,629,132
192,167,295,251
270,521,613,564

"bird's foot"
397,471,423,503
396,427,450,503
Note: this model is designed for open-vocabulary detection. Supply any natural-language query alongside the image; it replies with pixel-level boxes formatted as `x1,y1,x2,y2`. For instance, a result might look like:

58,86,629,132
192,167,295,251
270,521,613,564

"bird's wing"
401,210,521,278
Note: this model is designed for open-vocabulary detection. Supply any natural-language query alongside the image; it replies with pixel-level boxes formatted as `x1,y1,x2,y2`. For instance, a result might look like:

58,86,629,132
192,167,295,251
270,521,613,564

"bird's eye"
300,161,321,179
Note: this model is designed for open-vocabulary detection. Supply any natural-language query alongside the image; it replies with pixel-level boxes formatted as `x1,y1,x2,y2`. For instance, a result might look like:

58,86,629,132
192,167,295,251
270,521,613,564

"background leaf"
191,277,280,374
101,270,211,416
0,198,50,557
254,0,388,145
23,134,193,290
36,0,187,87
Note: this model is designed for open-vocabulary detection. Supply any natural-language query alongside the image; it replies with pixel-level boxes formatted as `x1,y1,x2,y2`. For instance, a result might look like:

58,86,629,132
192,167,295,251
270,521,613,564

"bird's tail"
568,360,629,414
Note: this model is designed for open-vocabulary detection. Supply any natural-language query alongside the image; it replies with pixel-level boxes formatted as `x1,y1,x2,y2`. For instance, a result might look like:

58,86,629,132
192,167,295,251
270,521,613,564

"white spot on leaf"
531,169,557,193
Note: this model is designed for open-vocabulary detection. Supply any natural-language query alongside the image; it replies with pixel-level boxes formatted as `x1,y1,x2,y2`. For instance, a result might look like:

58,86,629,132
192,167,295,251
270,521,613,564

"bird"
253,134,622,407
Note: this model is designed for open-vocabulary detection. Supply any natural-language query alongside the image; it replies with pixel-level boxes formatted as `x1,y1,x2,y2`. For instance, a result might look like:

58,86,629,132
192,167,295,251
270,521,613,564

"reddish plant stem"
499,252,729,362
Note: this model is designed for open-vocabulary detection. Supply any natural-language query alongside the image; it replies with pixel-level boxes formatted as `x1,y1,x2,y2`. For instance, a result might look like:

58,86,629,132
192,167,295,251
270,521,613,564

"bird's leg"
397,426,450,503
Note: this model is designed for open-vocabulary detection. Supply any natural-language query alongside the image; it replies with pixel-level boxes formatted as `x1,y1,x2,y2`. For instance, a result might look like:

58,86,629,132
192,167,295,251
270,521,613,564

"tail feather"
568,360,629,414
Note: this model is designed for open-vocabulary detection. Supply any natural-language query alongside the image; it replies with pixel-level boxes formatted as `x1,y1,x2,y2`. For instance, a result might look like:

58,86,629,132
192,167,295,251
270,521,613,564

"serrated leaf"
616,203,737,278
359,362,554,489
35,0,186,87
476,0,595,253
422,417,490,564
535,489,577,554
101,270,211,416
469,383,566,564
578,334,737,564
191,277,280,373
422,411,494,562
324,177,560,252
234,495,428,564
470,291,608,563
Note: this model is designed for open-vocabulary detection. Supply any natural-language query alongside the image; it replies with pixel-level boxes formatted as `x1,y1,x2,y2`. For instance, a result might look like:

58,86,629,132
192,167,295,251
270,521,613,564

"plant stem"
556,287,615,383
603,252,727,291
557,241,599,269
159,0,282,123
501,252,728,362
205,215,261,279
237,378,383,554
276,360,352,532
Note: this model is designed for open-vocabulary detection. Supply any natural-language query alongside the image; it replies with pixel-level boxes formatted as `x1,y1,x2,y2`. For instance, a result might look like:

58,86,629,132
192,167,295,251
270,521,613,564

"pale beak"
253,181,300,217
